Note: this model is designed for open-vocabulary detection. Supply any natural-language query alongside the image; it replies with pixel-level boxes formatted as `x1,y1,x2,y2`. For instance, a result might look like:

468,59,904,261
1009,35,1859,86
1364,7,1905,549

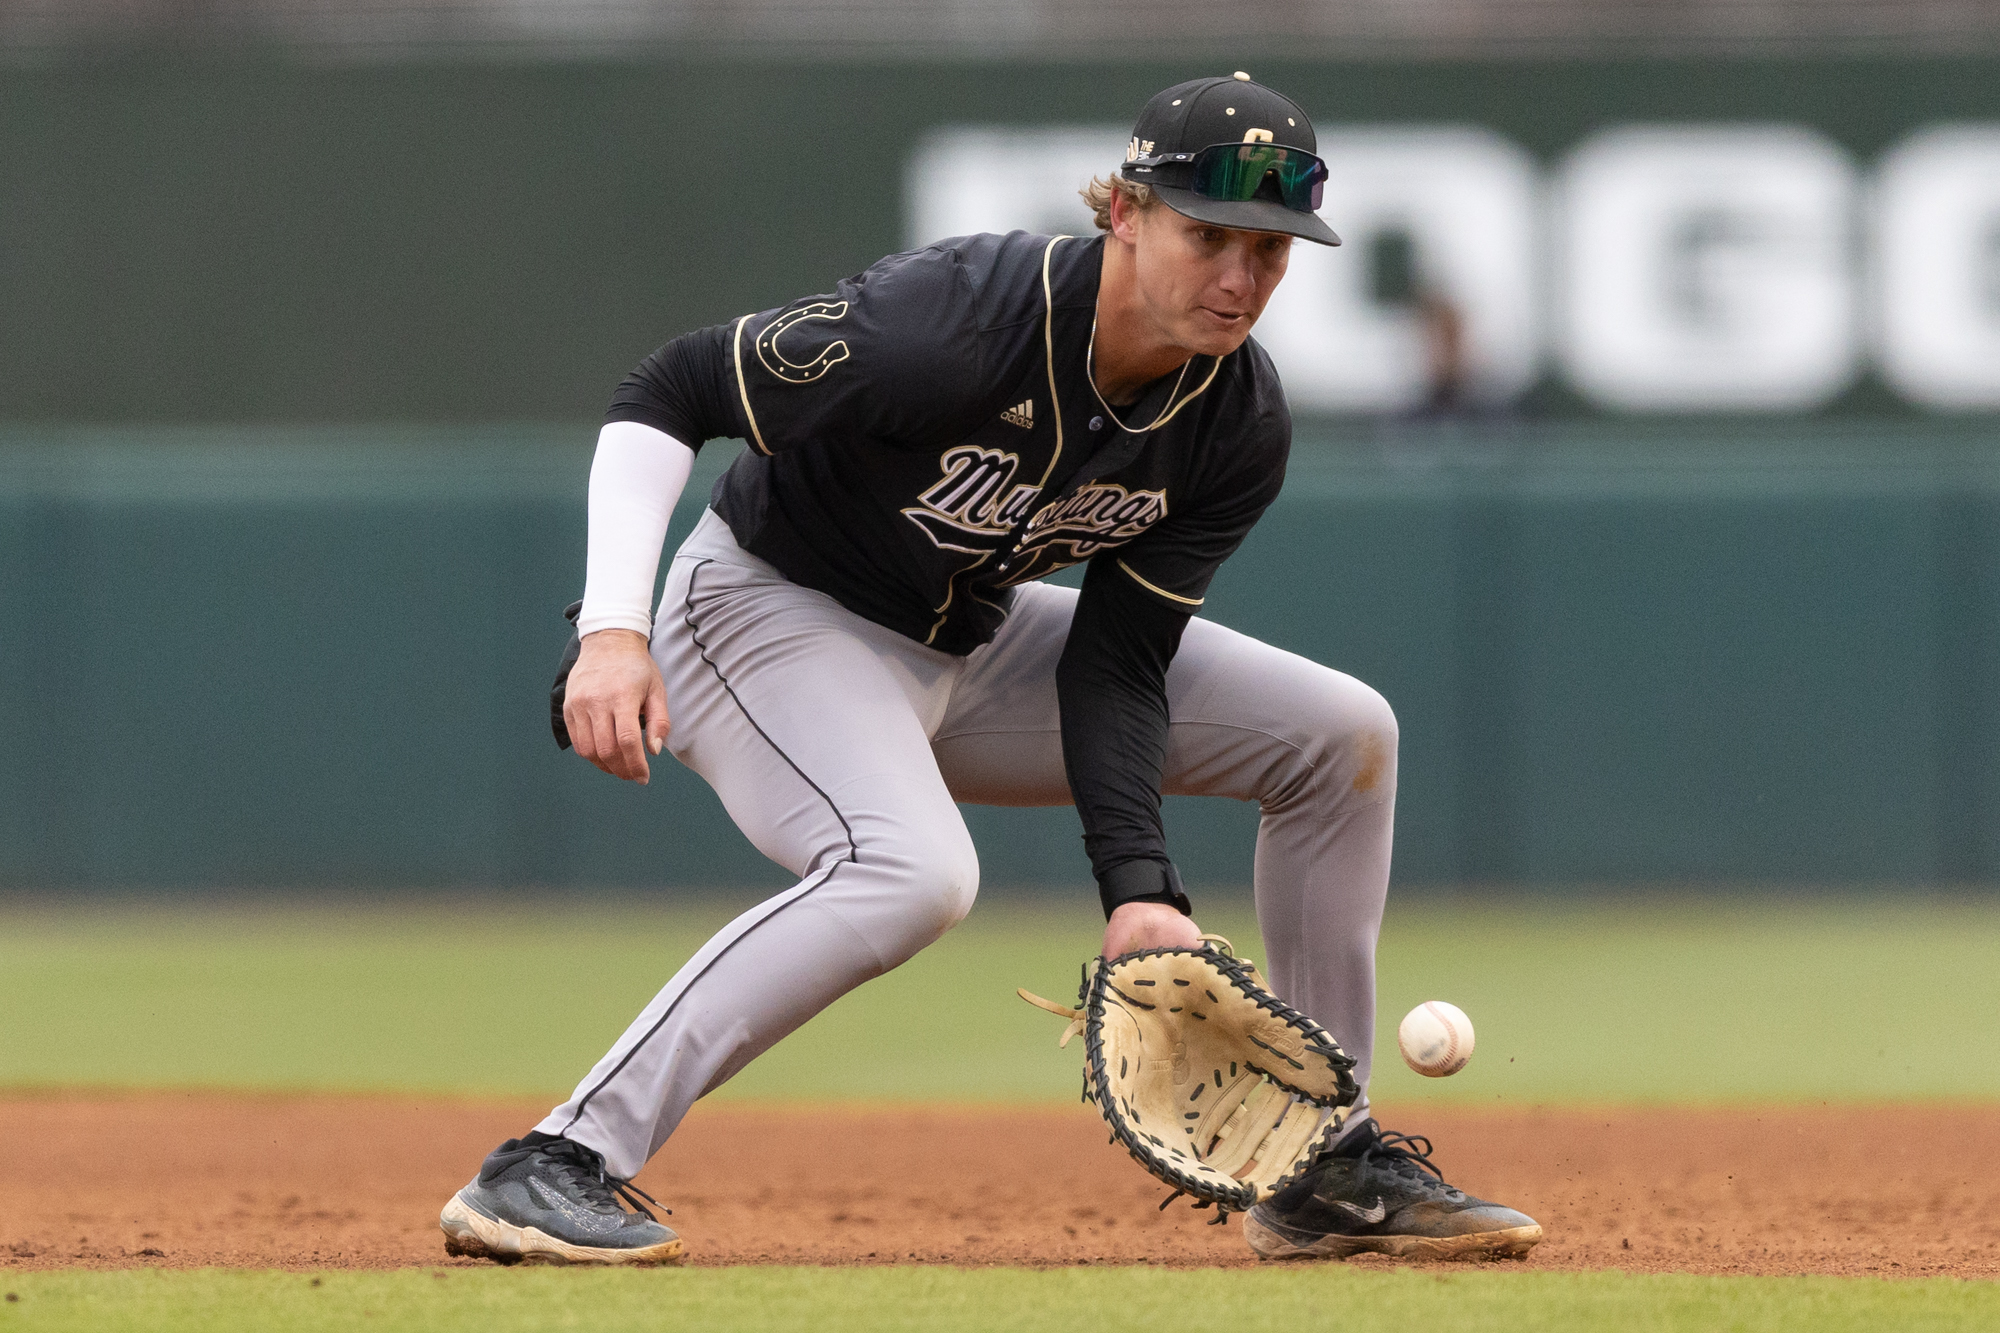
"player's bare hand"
564,628,670,783
1103,901,1204,959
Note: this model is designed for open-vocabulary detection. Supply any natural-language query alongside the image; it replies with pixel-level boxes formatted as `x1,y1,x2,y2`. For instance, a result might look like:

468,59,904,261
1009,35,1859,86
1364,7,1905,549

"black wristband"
1097,859,1193,921
550,599,584,751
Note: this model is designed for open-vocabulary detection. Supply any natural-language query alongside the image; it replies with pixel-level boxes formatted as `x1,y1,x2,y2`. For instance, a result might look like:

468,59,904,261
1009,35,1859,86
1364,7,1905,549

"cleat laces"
1357,1130,1446,1184
1340,1125,1474,1205
537,1139,670,1221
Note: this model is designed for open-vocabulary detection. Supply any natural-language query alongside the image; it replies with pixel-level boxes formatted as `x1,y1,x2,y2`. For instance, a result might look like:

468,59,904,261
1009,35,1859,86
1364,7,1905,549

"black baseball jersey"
607,229,1293,914
614,230,1290,656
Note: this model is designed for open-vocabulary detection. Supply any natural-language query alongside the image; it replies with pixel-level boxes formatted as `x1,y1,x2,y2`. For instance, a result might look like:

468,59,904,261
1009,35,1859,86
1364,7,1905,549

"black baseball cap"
1120,73,1340,247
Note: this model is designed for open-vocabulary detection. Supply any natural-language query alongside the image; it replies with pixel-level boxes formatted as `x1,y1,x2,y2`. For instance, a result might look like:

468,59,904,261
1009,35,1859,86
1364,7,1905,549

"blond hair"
1080,174,1158,232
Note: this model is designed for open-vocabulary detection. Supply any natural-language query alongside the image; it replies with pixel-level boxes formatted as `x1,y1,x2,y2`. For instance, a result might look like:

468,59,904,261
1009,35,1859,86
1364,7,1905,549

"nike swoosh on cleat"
1331,1197,1387,1224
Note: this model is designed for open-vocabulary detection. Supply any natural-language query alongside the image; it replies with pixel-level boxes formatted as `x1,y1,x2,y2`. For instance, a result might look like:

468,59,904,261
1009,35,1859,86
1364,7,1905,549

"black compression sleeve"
1057,556,1195,920
604,324,736,448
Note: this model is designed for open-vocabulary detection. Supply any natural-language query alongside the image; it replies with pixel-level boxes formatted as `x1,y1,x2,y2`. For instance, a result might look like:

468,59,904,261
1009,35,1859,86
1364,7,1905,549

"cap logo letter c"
1242,128,1274,144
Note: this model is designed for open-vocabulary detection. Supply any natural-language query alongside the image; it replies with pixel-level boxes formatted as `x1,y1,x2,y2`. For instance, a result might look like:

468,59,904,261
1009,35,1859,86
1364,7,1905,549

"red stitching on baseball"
1424,1002,1460,1070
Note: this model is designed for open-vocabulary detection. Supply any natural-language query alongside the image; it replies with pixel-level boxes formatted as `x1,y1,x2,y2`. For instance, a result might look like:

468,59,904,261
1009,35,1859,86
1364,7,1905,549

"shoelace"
1356,1128,1447,1184
538,1139,670,1221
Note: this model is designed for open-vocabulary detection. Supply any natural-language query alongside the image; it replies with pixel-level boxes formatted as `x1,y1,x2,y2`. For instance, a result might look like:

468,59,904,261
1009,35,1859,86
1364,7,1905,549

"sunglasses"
1125,142,1328,213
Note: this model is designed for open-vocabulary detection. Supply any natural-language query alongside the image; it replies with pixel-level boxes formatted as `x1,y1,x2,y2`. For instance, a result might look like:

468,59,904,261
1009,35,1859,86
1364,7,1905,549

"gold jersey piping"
1031,235,1072,489
732,314,772,456
1117,558,1204,607
924,234,1073,647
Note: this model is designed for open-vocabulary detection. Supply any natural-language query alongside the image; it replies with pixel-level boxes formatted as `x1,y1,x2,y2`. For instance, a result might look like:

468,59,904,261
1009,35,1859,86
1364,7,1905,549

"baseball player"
440,73,1542,1266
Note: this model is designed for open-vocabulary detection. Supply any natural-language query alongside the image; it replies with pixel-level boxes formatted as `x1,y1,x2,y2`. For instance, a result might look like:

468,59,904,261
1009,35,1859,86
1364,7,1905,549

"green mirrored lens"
1188,145,1327,213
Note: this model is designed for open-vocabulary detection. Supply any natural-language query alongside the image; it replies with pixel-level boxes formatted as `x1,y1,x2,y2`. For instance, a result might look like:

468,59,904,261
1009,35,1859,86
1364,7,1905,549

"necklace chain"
1086,317,1193,435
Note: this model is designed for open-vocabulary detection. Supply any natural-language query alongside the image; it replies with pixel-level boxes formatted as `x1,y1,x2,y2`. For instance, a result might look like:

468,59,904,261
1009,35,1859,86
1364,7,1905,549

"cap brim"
1153,184,1341,246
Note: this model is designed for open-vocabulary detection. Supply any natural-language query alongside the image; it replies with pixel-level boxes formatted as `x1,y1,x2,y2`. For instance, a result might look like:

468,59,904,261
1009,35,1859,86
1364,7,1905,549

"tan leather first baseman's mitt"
1019,937,1358,1219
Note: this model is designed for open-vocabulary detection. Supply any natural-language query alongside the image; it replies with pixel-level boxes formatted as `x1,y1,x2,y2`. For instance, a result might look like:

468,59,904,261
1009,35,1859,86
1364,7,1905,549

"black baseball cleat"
1243,1118,1542,1262
440,1132,684,1265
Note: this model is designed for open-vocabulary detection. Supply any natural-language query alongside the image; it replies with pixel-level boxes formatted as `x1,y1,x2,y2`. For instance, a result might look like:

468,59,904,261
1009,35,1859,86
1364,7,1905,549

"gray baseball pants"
538,509,1398,1179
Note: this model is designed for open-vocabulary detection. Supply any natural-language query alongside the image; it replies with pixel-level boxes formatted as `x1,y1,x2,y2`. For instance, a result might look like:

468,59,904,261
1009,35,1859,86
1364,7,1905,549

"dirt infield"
3,1094,1996,1277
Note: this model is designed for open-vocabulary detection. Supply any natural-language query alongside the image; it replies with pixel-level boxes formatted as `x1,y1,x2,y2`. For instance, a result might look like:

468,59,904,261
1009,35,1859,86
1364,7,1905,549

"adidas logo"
1000,399,1033,429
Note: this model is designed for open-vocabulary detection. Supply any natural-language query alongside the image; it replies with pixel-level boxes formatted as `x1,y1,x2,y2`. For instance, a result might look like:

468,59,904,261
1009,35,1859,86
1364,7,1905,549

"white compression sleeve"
576,420,698,639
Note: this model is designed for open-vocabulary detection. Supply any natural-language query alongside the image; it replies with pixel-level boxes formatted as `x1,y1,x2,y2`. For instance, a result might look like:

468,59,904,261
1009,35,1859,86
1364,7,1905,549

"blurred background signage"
6,3,2000,890
4,6,1998,426
910,122,2000,414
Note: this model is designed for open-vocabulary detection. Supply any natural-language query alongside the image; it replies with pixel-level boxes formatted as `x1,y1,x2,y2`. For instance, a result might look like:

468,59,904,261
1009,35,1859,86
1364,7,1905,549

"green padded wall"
5,423,1997,890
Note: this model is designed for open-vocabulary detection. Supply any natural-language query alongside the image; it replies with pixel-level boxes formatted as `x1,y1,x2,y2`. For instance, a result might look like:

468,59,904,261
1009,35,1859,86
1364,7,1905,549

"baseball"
1398,1001,1475,1077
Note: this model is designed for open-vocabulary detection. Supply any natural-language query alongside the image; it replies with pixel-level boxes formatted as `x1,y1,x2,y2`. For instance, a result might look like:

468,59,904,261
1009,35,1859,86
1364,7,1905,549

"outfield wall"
5,422,1998,891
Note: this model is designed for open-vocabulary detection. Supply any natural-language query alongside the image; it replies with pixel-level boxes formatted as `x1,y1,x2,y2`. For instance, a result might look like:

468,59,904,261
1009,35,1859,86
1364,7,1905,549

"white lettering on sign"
1555,125,1859,411
904,119,2000,414
1874,125,2000,409
1254,126,1539,412
910,125,1129,244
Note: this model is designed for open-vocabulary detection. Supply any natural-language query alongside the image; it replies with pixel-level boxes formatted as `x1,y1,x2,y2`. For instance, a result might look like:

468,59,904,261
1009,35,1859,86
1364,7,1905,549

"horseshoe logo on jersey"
754,301,851,383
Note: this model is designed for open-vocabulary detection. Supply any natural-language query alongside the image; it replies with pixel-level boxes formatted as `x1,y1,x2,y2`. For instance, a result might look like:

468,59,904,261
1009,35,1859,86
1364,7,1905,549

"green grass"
0,1267,1995,1333
1,895,1997,1104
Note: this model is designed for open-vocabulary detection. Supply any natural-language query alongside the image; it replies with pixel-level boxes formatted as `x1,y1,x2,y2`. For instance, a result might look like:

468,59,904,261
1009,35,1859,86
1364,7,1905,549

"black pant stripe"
559,559,858,1138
